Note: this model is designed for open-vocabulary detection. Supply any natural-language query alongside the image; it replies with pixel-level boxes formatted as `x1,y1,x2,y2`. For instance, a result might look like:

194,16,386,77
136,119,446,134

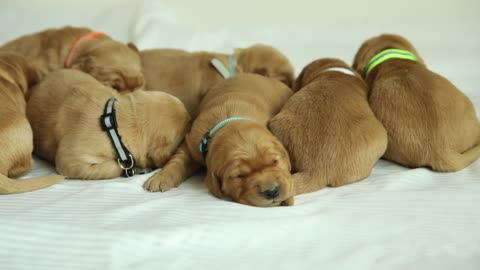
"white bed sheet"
1,1,479,270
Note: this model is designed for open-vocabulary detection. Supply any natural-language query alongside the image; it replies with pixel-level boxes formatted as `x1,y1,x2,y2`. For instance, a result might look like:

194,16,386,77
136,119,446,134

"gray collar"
100,97,136,177
210,54,238,79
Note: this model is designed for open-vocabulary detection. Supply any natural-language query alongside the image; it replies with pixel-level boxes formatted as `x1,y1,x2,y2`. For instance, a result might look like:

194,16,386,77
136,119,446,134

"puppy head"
0,52,41,95
71,41,145,92
294,58,359,91
352,33,424,77
235,44,295,88
205,124,294,207
130,90,191,169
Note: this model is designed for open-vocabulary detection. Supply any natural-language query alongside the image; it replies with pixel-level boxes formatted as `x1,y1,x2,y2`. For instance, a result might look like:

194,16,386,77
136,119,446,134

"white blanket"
1,1,479,269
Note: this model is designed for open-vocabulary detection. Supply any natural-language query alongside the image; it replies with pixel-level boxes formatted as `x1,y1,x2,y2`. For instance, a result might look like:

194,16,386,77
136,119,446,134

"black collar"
100,97,136,177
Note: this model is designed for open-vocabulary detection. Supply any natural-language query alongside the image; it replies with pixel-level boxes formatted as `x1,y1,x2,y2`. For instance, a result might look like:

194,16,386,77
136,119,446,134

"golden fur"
1,26,144,91
141,44,294,116
27,69,190,179
0,52,63,194
353,34,480,171
269,58,387,195
144,74,294,207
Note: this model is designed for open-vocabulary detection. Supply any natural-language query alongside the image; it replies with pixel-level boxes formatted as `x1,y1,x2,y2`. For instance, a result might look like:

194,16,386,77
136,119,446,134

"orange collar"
64,32,108,68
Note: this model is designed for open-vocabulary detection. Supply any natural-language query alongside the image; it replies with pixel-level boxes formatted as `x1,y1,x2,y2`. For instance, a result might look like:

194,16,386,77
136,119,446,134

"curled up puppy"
269,58,387,195
353,33,480,171
141,44,294,116
1,26,144,91
0,52,63,194
27,69,190,180
144,74,294,207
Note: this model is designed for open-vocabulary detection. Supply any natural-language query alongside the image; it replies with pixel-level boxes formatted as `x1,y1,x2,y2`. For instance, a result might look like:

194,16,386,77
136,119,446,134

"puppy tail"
0,174,64,194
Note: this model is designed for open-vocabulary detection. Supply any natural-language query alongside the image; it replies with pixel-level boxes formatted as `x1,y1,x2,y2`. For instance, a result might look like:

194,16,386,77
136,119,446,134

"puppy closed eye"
231,173,248,180
111,79,125,91
253,67,267,76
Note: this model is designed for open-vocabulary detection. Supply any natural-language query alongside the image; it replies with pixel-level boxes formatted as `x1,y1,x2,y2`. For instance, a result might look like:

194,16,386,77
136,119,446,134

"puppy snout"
261,185,280,199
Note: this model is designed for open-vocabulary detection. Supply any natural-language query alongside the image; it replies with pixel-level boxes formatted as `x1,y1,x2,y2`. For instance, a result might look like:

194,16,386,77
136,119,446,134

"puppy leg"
144,142,200,192
55,154,123,180
432,144,480,172
293,171,327,195
281,196,294,206
8,157,34,178
55,140,123,179
54,136,124,179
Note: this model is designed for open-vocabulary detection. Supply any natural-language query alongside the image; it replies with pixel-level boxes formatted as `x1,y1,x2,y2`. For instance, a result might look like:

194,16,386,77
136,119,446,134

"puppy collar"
100,97,137,177
320,67,356,77
199,117,251,160
210,54,238,79
363,48,417,78
64,32,108,68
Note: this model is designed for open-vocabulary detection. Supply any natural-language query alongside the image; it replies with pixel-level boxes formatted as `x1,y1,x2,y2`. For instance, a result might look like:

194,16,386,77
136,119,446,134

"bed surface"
1,1,479,269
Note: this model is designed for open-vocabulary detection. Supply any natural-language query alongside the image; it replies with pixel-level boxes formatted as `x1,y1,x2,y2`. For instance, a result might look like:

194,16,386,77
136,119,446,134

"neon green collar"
363,48,418,77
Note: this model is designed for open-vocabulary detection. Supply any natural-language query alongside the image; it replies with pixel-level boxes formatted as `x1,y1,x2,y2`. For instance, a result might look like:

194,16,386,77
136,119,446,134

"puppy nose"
262,185,280,199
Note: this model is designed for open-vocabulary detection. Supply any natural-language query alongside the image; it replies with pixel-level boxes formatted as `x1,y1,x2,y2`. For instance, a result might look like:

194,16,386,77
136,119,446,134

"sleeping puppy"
141,44,294,116
27,69,190,179
0,52,63,194
353,33,480,171
144,74,294,207
1,26,144,91
269,58,387,195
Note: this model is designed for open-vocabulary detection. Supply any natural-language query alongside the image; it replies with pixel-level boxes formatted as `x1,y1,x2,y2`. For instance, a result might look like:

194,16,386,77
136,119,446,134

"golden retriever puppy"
141,44,294,116
269,58,387,195
353,33,480,171
0,52,63,194
144,74,294,207
27,69,190,179
1,26,144,91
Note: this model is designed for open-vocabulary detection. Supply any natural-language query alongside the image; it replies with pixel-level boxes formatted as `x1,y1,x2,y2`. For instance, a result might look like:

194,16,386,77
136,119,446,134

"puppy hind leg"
293,171,327,195
432,143,480,172
144,142,201,192
56,155,123,180
8,157,34,178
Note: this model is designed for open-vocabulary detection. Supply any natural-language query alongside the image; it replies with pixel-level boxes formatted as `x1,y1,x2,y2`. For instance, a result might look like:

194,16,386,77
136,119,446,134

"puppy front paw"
143,173,180,192
280,196,294,206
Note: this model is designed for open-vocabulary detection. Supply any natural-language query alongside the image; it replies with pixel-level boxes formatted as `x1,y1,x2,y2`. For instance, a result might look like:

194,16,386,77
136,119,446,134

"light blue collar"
199,117,250,159
210,54,238,79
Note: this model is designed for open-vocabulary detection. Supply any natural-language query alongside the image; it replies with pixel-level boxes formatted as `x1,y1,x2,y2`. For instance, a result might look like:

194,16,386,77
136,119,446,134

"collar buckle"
118,155,136,177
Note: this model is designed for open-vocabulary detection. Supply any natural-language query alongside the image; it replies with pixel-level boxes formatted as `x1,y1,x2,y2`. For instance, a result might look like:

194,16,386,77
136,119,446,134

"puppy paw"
143,174,179,192
280,196,294,206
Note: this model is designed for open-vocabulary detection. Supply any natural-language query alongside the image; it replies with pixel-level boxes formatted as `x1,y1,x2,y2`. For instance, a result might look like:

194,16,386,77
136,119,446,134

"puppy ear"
233,48,245,72
127,42,140,53
71,55,95,73
233,48,244,58
352,51,364,75
25,64,43,87
275,72,294,88
292,67,306,91
274,140,292,172
204,169,223,198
